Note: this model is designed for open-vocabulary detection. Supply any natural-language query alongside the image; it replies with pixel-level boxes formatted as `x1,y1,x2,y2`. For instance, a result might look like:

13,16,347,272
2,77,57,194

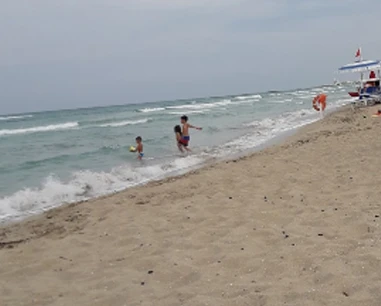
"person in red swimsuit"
174,125,186,152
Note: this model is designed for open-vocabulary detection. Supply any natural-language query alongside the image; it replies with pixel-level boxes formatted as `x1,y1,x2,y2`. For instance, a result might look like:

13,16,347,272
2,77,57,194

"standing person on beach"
180,115,202,151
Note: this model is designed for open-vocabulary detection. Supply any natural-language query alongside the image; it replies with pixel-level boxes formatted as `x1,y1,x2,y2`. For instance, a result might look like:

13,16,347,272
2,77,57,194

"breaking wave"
234,94,262,100
99,118,151,127
138,107,166,113
169,110,210,115
0,115,33,121
0,122,78,136
0,155,204,222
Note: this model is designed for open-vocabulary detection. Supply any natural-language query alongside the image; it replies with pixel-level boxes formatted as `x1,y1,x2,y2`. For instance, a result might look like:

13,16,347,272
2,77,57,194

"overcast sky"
1,0,380,114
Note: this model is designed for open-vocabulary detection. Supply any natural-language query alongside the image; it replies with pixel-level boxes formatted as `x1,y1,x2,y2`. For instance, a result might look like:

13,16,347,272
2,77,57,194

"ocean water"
0,84,354,222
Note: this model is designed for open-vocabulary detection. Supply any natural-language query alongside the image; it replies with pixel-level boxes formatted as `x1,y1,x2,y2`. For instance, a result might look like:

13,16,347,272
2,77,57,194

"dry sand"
1,106,381,306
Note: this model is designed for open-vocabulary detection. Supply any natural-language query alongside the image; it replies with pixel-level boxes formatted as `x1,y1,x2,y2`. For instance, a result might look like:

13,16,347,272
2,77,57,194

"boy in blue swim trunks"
180,115,202,151
134,136,144,160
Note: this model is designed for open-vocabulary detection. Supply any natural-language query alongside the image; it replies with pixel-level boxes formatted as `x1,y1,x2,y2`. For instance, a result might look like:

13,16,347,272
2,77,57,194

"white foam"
138,107,165,113
99,118,151,127
0,122,78,136
0,115,33,121
167,99,232,110
311,88,325,92
290,91,316,97
235,94,262,100
220,112,317,155
247,108,315,127
298,95,318,99
163,96,260,112
0,155,204,222
169,110,209,115
222,93,353,156
269,98,293,104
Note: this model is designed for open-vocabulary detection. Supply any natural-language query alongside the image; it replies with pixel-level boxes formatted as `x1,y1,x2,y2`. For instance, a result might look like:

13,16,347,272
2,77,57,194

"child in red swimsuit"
174,125,188,152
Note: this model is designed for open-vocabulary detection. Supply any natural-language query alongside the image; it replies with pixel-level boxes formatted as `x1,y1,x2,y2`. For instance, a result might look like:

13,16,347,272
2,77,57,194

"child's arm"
188,123,202,130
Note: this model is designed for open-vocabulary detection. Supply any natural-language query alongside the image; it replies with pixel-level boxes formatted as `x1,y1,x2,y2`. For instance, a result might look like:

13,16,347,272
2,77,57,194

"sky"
0,0,380,115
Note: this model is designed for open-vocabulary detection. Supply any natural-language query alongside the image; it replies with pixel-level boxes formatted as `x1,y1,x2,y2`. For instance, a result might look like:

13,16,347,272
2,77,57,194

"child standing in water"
180,115,202,151
174,125,187,152
133,136,144,160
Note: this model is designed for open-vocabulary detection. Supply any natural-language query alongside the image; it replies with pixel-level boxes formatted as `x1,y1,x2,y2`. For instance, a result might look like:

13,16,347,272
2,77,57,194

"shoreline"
0,83,351,225
2,105,381,305
0,107,325,225
0,126,299,228
0,105,352,235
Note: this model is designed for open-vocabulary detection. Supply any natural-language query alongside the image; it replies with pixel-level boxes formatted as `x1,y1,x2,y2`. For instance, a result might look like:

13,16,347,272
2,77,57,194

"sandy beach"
1,105,381,306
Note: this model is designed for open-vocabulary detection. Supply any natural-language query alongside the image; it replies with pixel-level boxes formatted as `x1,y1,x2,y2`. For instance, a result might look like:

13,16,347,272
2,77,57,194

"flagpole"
359,47,363,99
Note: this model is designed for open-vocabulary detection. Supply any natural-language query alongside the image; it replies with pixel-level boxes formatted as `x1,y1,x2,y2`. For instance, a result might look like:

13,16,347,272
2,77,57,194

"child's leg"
183,139,191,152
177,143,184,152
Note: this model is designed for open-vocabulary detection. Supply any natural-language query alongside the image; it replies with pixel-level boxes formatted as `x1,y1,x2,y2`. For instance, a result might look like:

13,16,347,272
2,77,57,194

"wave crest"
99,118,151,127
138,107,165,113
0,156,204,222
0,122,78,136
0,115,33,121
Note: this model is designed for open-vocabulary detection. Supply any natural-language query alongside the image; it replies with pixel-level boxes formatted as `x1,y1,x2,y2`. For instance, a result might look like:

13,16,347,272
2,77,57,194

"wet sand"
1,106,381,306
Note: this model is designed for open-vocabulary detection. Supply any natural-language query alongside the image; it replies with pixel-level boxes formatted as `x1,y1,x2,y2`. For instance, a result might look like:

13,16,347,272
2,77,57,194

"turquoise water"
0,84,354,221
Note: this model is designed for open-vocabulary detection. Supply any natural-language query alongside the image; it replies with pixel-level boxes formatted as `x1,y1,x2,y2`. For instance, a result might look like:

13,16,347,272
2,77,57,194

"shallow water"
0,84,355,221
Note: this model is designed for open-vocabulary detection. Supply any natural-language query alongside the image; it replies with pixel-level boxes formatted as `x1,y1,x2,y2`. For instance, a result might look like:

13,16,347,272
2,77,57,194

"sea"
0,84,355,222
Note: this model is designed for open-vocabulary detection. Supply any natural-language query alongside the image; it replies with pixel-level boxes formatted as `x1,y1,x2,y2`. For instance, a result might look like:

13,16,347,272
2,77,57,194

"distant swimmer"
180,115,202,152
130,136,144,160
